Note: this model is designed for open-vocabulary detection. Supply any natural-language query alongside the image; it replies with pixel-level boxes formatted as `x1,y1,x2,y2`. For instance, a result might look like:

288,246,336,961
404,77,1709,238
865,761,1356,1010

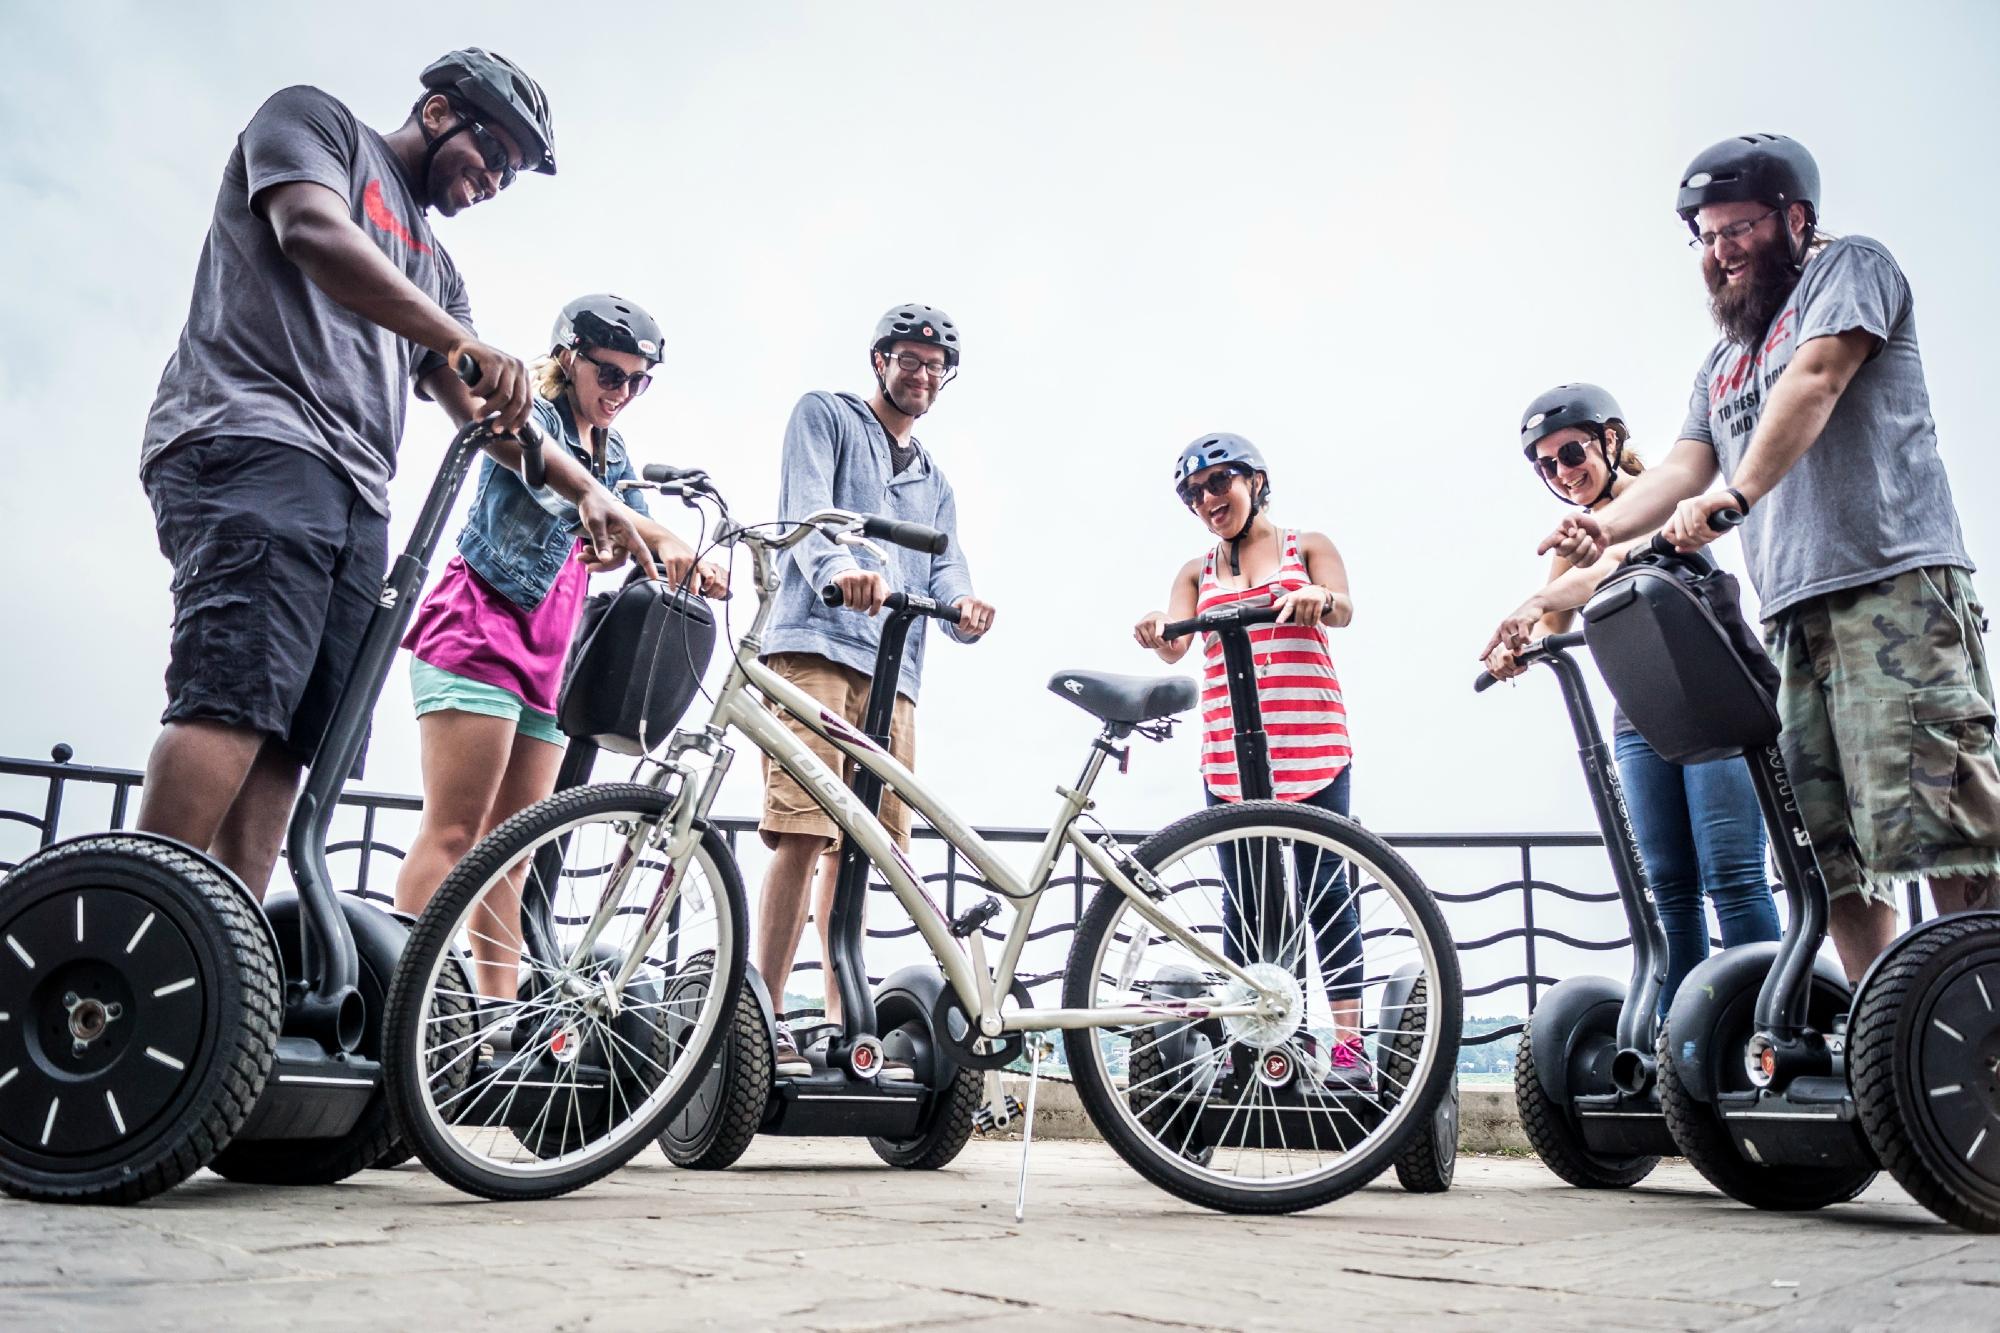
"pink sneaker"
1325,1038,1374,1091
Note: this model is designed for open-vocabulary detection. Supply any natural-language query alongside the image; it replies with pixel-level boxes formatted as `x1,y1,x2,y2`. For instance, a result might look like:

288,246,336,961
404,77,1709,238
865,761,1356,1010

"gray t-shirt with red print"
1678,235,1970,620
142,85,473,516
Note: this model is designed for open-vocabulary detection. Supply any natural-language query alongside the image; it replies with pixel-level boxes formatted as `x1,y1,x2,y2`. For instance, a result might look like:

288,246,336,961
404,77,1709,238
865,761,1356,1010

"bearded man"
1532,134,2000,980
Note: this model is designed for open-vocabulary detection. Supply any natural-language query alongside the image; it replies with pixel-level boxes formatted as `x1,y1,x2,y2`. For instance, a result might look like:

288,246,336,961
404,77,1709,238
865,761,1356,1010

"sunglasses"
574,346,653,398
460,118,518,191
1178,467,1244,506
1528,439,1592,478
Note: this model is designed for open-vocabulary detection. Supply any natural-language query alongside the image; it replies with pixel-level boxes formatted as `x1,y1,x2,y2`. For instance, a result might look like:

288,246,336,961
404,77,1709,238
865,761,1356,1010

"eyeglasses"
884,351,952,381
1529,439,1591,478
1178,467,1244,506
574,346,653,397
462,119,519,191
1688,207,1780,251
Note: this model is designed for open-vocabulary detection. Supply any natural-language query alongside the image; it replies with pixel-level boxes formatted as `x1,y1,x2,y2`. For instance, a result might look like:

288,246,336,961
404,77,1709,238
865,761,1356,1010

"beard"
1703,238,1799,347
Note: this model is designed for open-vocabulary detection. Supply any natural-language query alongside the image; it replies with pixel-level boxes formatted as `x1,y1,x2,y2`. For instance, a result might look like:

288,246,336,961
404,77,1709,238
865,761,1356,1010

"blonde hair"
531,353,567,401
1605,423,1646,478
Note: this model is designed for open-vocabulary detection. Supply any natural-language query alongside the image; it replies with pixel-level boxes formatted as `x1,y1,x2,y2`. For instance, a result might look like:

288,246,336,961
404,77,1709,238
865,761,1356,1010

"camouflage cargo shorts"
1765,566,2000,906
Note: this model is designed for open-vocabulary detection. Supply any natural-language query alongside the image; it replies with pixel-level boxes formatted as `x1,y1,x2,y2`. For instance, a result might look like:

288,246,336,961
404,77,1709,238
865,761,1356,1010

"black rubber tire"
369,952,474,1171
1126,1024,1219,1164
1062,800,1462,1214
1514,1030,1657,1190
1849,912,2000,1232
207,898,411,1186
1389,978,1458,1193
0,835,281,1205
660,951,771,1170
384,784,747,1201
1656,1020,1876,1211
869,1064,982,1169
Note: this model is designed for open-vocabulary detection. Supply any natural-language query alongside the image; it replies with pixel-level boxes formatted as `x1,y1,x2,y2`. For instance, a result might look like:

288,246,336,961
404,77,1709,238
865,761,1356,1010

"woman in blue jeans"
1483,384,1780,1011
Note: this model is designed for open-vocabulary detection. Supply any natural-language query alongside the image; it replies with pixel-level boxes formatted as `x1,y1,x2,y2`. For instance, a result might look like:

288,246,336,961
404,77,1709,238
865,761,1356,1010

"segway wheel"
1387,976,1458,1193
1513,1027,1657,1190
1656,1020,1875,1211
868,984,980,1169
1849,912,2000,1232
0,835,281,1204
659,950,771,1169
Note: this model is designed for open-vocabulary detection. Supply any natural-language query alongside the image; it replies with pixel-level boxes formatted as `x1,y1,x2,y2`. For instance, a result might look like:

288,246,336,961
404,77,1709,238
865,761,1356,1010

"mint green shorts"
409,658,566,747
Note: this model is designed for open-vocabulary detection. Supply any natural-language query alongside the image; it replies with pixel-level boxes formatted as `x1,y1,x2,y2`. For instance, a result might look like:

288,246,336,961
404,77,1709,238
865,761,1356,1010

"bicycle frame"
626,512,1279,1040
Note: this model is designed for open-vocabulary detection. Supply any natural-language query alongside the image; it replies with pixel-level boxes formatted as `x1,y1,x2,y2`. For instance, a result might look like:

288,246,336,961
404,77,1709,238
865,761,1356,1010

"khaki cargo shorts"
758,652,916,850
1765,566,2000,905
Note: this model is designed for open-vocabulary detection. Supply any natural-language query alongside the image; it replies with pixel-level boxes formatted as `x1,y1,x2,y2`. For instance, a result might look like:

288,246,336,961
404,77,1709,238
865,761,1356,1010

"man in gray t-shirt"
1536,135,2000,981
134,50,652,899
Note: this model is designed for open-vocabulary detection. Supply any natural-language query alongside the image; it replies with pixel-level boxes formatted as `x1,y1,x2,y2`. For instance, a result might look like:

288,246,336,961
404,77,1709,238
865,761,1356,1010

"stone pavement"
3,1140,1995,1331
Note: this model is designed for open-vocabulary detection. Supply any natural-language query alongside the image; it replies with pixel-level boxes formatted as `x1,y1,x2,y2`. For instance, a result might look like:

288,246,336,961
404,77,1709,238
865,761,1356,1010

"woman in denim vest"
1481,384,1780,1012
394,294,726,999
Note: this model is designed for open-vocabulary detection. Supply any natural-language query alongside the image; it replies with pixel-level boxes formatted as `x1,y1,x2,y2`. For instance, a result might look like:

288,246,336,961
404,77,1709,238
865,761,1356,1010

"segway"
1136,600,1458,1191
1587,517,2000,1231
1476,631,1846,1189
659,588,988,1171
0,374,551,1204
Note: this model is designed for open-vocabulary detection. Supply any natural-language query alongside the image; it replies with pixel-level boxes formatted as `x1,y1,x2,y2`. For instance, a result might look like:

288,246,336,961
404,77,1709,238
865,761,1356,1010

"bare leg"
1828,894,1900,984
207,737,306,898
137,721,296,900
809,846,847,1025
1932,874,2000,915
464,731,565,1003
754,832,831,1011
394,710,515,998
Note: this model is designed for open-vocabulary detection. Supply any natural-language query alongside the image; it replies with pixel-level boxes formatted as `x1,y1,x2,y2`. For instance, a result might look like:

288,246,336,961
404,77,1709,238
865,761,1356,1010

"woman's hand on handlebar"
1481,595,1547,664
1133,611,1175,652
953,596,996,638
829,568,890,616
446,337,532,435
1482,641,1528,682
1661,491,1742,553
1273,586,1337,627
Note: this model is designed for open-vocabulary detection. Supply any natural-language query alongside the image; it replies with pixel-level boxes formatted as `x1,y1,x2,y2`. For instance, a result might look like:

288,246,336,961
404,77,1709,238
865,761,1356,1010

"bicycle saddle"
1047,670,1198,724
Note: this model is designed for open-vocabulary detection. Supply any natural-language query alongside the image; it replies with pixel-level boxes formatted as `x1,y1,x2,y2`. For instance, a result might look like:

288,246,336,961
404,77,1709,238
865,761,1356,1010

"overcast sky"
2,3,1994,997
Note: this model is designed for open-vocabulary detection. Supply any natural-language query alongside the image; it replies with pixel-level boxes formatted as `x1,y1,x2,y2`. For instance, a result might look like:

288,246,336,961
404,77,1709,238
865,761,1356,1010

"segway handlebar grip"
1473,629,1587,691
861,516,949,556
455,354,547,488
821,586,964,624
1646,507,1743,558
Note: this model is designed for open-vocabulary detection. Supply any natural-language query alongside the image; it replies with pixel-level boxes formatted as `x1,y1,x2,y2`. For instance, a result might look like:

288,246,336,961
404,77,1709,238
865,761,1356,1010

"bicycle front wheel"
1062,799,1461,1213
384,783,747,1201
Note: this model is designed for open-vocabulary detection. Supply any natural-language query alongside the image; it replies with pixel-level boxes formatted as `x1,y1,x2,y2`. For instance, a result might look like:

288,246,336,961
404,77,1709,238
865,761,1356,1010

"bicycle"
383,467,1463,1213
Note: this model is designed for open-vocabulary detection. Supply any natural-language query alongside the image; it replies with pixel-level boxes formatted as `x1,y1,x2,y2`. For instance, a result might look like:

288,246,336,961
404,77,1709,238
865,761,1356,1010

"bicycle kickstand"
1014,1033,1054,1223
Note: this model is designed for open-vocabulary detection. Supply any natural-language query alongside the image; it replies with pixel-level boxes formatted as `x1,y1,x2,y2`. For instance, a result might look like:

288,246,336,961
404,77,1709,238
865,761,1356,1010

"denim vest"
456,393,651,609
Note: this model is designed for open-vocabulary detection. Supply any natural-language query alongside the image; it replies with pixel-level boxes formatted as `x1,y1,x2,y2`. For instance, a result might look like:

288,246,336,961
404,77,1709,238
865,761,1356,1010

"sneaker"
1324,1038,1375,1092
773,1036,812,1079
877,1057,917,1083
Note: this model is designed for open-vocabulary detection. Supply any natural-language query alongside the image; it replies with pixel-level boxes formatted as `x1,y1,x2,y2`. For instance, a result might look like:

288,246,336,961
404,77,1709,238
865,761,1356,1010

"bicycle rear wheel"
384,783,746,1200
1062,800,1461,1213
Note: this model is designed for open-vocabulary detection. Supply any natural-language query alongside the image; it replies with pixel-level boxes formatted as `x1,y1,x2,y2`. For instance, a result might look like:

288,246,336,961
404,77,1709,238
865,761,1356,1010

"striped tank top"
1196,529,1350,802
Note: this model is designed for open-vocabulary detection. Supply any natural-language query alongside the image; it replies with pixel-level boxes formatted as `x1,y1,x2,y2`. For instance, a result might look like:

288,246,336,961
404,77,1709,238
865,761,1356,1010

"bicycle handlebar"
1473,629,1587,693
456,355,547,489
861,515,949,556
821,585,964,624
1160,602,1283,641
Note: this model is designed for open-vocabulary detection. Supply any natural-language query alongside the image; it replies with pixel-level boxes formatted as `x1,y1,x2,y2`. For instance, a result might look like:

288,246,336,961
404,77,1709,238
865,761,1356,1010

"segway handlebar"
1646,506,1743,558
1160,602,1283,641
456,354,548,489
1474,629,1587,692
821,585,964,624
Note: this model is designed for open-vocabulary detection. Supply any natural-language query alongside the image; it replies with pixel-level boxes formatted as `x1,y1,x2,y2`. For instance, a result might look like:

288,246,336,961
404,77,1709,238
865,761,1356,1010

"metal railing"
6,745,1873,1056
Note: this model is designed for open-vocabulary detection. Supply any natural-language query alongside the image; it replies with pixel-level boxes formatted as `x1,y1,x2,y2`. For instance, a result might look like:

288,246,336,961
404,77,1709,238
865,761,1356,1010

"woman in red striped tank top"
1134,433,1369,1084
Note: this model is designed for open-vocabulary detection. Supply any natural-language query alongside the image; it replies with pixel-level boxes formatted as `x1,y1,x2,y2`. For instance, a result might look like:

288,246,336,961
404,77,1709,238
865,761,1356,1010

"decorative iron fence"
5,745,1918,1058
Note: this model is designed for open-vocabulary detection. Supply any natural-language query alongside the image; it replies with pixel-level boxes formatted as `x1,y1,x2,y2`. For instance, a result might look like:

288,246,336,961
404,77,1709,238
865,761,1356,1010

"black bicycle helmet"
1676,134,1818,268
871,304,961,368
552,293,664,364
421,48,557,176
1520,383,1626,507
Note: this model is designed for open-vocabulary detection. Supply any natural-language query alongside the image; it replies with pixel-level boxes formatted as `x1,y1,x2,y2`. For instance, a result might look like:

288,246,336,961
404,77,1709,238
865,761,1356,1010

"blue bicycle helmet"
1175,433,1271,574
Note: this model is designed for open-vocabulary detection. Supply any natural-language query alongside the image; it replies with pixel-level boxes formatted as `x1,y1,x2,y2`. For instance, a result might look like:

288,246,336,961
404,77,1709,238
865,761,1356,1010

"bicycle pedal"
950,896,1001,938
